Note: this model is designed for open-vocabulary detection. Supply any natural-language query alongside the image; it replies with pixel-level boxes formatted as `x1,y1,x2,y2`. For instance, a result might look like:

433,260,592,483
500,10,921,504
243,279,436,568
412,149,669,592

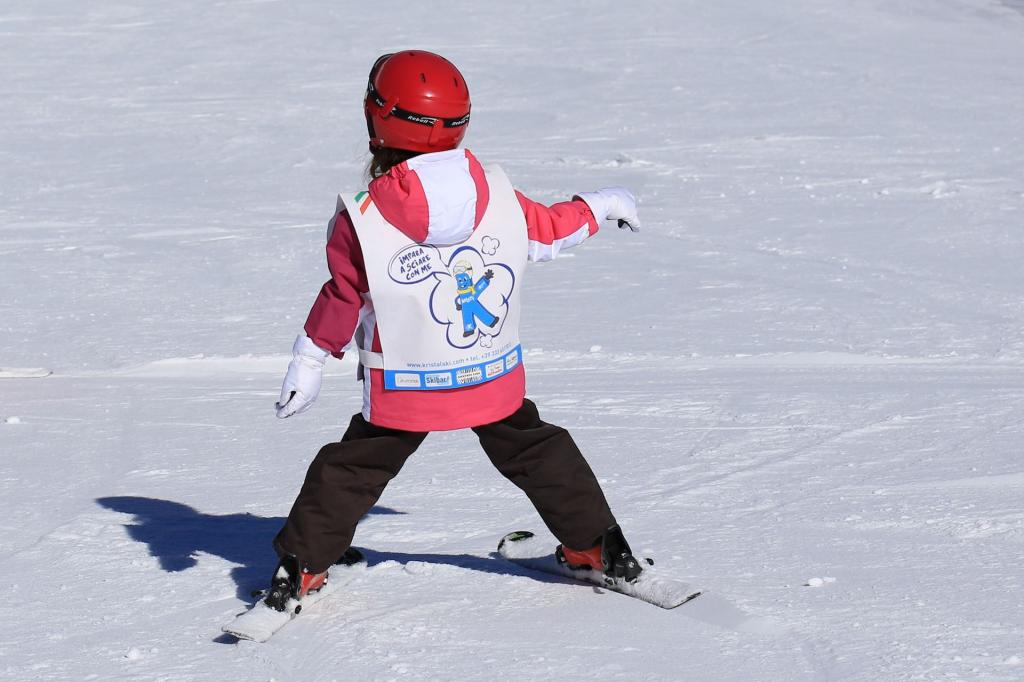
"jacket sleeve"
515,190,599,263
303,210,369,358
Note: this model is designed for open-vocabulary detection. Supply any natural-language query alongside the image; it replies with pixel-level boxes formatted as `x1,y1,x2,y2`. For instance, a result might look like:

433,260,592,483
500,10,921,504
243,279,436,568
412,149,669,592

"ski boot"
263,555,328,612
555,524,645,583
259,547,365,613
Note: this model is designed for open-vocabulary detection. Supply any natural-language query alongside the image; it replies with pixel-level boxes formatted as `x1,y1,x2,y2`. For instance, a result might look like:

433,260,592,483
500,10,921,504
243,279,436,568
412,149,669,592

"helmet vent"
420,73,427,83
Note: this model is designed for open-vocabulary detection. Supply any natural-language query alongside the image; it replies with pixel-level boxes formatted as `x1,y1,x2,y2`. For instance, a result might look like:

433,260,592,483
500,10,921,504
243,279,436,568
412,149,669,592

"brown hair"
367,146,420,180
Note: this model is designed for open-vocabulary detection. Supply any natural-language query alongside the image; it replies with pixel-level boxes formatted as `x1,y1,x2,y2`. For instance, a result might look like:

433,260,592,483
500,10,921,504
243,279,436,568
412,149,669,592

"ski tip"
497,530,535,551
220,626,258,642
669,591,703,609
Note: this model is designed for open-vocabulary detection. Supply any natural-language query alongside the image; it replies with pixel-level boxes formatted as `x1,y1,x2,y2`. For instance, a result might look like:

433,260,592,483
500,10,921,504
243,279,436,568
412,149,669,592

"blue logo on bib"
387,237,515,350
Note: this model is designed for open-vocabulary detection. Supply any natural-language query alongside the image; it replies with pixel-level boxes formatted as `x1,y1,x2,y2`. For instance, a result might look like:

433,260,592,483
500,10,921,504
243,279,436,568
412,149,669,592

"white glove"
275,335,330,419
574,186,641,232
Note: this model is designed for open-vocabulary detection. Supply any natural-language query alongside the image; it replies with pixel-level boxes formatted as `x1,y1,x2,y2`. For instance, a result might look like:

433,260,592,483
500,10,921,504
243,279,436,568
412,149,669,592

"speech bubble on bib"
388,244,448,284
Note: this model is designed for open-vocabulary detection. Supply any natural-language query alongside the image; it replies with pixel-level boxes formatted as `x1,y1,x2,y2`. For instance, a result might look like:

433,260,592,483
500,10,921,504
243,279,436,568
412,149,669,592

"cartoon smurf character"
453,260,499,337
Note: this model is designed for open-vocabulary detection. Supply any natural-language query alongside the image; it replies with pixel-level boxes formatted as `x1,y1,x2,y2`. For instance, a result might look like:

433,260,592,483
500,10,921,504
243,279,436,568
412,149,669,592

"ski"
0,367,52,379
222,549,367,642
497,531,701,609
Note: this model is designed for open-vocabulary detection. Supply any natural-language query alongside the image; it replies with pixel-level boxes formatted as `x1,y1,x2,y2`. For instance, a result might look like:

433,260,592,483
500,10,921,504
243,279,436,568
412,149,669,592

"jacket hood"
368,148,490,246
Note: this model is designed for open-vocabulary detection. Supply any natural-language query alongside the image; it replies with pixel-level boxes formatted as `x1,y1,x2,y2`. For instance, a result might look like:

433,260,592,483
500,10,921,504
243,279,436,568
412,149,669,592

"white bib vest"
343,165,527,391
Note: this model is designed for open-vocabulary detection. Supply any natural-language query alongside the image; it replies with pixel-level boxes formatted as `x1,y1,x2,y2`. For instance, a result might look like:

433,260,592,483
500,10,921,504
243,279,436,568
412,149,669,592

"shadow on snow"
96,496,537,603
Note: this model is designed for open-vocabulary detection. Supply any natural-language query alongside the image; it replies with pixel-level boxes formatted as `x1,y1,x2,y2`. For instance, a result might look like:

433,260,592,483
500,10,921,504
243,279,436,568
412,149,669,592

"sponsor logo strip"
383,345,522,391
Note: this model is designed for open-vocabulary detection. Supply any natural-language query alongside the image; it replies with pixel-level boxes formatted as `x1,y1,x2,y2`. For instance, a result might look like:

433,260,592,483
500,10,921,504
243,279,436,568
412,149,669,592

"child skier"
265,50,643,611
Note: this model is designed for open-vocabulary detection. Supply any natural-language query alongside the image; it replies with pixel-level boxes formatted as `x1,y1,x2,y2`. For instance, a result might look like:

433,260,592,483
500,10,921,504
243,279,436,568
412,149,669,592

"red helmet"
364,51,471,153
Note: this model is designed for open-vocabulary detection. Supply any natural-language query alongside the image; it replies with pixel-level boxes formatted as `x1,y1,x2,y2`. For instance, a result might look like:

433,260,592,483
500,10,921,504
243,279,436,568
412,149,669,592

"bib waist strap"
358,349,385,369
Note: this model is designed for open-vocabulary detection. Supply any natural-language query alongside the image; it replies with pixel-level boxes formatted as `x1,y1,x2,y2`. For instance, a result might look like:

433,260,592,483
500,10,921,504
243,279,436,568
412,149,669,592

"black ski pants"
274,398,617,573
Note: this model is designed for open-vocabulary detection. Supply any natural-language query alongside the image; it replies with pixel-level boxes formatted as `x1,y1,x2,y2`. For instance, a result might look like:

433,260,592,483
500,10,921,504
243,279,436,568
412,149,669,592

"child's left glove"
275,335,330,419
574,186,641,232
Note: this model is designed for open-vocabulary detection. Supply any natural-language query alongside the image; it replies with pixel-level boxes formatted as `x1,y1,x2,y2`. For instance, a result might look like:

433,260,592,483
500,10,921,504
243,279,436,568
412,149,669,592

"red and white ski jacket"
304,148,599,431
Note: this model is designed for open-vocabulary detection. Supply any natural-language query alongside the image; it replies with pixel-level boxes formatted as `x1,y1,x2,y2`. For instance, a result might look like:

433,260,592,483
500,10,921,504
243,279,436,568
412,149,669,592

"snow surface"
2,0,1023,680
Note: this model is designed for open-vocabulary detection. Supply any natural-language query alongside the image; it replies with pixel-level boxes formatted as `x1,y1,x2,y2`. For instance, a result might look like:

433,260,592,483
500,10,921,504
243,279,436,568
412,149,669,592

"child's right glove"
574,186,641,232
275,334,330,419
